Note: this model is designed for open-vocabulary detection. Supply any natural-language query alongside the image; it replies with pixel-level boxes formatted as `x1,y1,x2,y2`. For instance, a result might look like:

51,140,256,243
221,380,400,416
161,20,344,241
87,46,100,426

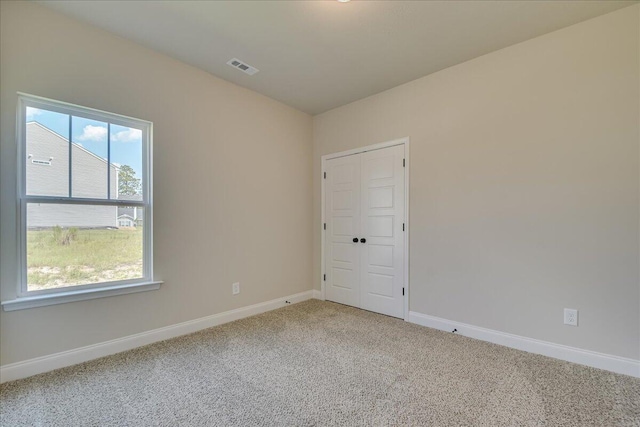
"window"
13,94,156,304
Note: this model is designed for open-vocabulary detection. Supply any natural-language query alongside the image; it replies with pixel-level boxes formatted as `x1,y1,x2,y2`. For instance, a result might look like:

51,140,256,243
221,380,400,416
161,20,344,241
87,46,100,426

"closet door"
359,145,405,318
324,154,361,308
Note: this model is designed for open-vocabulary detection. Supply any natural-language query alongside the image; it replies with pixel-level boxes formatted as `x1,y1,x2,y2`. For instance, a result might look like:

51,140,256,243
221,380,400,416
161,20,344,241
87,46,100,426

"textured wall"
1,1,313,365
313,5,639,359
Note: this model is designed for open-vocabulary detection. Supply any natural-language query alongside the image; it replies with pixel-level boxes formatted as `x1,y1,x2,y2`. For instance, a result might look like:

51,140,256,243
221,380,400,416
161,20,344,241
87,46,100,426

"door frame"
320,137,410,321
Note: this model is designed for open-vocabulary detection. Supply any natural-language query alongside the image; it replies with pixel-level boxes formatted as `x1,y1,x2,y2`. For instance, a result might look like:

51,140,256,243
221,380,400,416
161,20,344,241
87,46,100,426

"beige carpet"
1,300,639,426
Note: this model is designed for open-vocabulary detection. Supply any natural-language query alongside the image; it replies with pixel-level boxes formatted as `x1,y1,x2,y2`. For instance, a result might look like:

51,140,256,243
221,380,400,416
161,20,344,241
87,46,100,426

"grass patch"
27,228,143,291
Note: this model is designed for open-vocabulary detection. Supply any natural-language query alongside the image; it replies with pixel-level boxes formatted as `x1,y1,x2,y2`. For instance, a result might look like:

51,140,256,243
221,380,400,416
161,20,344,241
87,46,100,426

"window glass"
71,116,109,199
25,107,70,197
26,203,144,291
110,124,143,201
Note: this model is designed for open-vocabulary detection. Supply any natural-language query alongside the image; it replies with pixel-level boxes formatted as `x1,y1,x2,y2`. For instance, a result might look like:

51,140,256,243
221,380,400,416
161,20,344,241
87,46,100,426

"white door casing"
323,141,407,319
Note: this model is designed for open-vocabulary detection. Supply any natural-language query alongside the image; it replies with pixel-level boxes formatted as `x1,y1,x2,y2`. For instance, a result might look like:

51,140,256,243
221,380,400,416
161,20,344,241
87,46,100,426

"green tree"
118,165,141,196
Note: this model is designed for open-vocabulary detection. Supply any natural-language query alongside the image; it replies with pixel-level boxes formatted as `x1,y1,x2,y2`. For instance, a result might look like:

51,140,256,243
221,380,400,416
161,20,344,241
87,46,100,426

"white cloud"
75,125,141,143
77,125,108,142
111,128,142,143
26,107,42,121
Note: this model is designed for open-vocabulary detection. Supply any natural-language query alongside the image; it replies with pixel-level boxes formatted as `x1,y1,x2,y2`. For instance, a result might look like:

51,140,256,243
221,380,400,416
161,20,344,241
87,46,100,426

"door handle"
360,238,366,243
353,238,358,243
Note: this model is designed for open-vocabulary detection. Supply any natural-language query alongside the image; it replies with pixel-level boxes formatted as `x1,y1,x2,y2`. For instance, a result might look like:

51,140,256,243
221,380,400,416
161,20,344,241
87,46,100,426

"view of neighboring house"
117,214,135,227
26,121,120,228
117,194,143,227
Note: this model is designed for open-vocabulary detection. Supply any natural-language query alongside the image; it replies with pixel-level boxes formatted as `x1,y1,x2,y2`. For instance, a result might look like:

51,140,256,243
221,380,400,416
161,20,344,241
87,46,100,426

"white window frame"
1,93,161,311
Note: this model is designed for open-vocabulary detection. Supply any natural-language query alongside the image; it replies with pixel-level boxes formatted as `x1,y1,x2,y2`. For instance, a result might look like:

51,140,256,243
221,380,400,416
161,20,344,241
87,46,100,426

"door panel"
368,186,394,209
325,155,361,308
360,145,405,318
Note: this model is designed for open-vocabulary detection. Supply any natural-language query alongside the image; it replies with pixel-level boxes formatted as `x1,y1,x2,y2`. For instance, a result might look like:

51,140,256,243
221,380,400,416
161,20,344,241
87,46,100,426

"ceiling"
37,1,636,115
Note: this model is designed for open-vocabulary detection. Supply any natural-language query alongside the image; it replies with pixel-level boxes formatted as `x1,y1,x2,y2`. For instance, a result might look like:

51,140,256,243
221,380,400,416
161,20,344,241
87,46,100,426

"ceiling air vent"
226,58,259,76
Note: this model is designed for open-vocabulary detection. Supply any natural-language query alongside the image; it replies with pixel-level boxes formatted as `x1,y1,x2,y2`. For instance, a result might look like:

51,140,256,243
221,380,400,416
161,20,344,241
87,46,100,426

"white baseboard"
408,311,640,378
0,290,314,384
6,294,634,383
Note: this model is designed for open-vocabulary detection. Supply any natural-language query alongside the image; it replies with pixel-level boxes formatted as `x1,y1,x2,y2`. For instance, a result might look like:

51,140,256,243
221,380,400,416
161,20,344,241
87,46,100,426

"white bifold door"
324,144,405,318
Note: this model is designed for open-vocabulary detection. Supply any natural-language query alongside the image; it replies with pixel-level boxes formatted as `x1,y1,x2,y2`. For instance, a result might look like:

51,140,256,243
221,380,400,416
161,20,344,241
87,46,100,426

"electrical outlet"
564,308,578,326
232,282,240,295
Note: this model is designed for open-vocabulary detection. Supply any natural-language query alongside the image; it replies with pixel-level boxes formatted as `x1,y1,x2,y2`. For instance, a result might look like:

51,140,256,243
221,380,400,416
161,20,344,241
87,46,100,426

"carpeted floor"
1,300,639,426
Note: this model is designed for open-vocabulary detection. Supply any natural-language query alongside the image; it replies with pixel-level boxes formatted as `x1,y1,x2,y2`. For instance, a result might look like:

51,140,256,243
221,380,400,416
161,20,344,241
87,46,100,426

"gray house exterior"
117,194,143,227
26,122,120,228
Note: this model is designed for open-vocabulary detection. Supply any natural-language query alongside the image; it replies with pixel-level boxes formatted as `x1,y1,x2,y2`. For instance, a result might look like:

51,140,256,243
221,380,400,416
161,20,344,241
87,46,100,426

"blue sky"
27,107,143,178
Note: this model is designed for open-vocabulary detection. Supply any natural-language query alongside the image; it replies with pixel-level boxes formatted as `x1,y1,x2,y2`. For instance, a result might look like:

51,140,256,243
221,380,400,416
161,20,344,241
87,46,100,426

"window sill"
1,281,163,311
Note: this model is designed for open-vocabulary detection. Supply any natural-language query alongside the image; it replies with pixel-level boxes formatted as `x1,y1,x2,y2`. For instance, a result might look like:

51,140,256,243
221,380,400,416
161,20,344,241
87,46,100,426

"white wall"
313,5,639,360
1,1,313,365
